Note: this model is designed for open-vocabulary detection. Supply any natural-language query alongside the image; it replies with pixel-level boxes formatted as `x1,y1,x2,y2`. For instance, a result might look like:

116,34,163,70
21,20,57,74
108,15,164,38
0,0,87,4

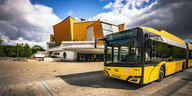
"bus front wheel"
158,66,165,82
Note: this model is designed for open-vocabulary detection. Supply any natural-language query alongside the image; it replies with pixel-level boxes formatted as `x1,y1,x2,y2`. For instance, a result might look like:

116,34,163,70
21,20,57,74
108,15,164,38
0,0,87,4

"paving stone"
0,60,191,96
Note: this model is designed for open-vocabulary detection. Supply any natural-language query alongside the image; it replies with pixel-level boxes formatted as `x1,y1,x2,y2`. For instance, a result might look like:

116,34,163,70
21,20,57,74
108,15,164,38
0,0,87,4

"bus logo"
114,69,119,72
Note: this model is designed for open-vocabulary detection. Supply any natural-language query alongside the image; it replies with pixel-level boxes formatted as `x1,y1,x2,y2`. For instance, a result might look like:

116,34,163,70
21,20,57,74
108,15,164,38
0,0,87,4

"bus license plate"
113,75,120,78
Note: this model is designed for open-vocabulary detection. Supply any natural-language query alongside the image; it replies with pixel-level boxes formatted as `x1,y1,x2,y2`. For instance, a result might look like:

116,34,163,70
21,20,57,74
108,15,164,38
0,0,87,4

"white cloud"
0,0,61,49
91,0,192,39
113,0,124,8
1,35,46,48
74,17,80,20
135,0,150,6
67,10,73,16
103,2,113,9
94,0,158,25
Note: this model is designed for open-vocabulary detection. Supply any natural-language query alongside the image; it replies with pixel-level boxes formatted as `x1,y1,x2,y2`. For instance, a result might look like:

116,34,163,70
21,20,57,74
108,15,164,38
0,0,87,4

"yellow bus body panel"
166,60,184,75
144,66,159,83
143,61,166,84
143,66,155,84
188,59,192,67
104,60,186,84
143,60,184,84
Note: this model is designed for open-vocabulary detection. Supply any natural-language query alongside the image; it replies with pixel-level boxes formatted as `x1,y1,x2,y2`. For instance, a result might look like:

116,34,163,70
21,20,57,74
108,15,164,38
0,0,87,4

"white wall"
63,51,77,61
44,58,62,61
51,51,77,61
102,30,112,37
112,25,119,33
35,54,45,58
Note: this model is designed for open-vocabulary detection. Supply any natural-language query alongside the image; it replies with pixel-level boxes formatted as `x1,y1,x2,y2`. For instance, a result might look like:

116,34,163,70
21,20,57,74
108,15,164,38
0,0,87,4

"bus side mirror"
145,34,152,49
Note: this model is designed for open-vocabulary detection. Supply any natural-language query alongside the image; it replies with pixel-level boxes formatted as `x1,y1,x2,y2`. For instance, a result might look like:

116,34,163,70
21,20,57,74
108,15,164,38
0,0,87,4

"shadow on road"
56,71,144,90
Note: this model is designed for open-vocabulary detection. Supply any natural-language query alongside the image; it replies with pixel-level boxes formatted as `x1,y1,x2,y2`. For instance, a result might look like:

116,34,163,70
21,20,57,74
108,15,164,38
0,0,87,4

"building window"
63,52,66,58
101,23,112,31
53,53,60,55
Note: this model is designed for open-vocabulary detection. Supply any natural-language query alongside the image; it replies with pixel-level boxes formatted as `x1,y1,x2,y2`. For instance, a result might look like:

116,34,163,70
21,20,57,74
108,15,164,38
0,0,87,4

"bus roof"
139,27,186,48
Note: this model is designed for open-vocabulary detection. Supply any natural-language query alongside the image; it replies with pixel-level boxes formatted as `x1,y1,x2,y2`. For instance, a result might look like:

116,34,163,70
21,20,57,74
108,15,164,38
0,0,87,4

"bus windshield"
105,39,141,65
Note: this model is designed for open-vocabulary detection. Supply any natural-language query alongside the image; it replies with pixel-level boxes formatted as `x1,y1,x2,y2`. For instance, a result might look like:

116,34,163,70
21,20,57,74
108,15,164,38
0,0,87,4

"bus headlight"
106,68,111,71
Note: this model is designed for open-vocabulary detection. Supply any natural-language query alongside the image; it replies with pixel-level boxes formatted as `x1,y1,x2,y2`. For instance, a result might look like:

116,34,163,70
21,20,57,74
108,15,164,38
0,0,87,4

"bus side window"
172,46,186,60
151,45,156,59
145,40,171,64
145,41,156,61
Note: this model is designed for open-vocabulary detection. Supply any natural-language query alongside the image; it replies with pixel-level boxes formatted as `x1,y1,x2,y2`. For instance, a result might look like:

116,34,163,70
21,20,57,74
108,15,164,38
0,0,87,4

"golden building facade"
52,16,124,45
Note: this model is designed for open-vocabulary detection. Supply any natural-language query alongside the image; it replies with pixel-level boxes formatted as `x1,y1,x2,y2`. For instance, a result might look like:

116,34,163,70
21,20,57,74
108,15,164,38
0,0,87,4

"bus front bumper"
103,67,142,84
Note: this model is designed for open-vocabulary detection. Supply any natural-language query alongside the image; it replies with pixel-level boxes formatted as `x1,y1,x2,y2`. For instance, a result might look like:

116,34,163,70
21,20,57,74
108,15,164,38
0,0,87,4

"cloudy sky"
0,0,192,49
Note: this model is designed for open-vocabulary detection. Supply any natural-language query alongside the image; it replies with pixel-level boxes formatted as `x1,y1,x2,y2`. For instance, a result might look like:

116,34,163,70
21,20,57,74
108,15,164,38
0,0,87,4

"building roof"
47,41,104,54
53,16,85,27
61,41,95,44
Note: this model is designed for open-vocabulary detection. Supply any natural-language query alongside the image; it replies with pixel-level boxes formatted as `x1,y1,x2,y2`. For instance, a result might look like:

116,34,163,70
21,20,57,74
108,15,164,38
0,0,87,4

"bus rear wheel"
158,66,164,82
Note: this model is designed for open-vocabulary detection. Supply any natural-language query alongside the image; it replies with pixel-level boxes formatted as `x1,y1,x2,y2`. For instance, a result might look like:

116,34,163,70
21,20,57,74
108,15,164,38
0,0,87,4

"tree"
0,38,4,56
0,38,3,45
0,41,34,57
23,43,32,58
32,45,45,54
18,43,25,57
0,46,5,57
8,46,16,57
1,45,16,57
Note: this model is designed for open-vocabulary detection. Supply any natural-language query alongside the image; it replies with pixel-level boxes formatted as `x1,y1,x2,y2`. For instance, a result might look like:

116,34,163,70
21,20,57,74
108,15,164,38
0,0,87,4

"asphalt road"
0,60,191,96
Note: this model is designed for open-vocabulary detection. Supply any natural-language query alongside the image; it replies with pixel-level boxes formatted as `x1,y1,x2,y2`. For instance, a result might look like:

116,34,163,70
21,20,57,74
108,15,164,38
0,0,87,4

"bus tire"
158,66,165,82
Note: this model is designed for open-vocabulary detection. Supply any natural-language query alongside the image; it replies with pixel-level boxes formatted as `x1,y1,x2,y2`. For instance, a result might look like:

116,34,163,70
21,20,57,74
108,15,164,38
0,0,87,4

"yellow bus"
95,27,189,85
186,43,192,68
